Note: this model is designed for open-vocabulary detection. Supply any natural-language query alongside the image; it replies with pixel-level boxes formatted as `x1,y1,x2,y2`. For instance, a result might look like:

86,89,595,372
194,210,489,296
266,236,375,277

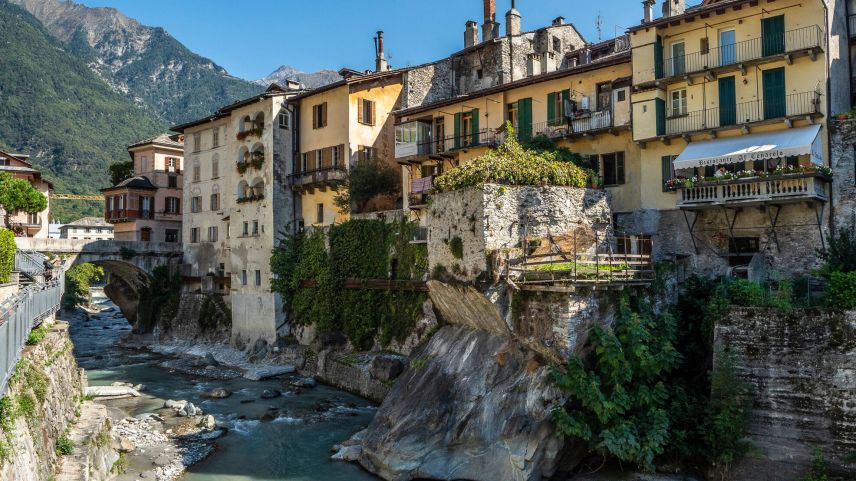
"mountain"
7,0,263,125
256,65,341,89
0,1,165,222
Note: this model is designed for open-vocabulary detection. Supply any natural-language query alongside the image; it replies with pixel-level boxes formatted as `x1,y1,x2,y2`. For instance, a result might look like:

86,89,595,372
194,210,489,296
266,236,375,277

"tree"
0,172,47,228
334,158,400,214
108,160,135,185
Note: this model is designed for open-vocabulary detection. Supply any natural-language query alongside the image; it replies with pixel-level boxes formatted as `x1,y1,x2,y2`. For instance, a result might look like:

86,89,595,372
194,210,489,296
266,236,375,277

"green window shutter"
655,98,666,136
762,15,785,57
547,92,556,125
654,35,664,79
519,98,533,140
471,108,480,145
454,113,462,149
661,156,673,192
561,90,571,118
718,76,737,126
762,67,786,119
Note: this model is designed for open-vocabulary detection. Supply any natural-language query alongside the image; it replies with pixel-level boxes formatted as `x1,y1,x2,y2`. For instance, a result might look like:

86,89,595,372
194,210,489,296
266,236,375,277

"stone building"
622,0,835,279
0,150,52,238
58,217,114,240
101,134,184,242
172,82,304,347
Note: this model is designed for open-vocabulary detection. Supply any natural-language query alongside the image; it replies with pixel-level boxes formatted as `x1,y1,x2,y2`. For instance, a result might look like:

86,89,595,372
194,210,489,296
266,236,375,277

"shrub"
800,448,829,481
26,325,48,346
704,349,753,477
448,236,463,259
433,123,591,193
825,271,856,309
819,225,856,276
63,263,104,308
0,228,14,284
55,435,75,456
334,157,400,214
725,279,764,307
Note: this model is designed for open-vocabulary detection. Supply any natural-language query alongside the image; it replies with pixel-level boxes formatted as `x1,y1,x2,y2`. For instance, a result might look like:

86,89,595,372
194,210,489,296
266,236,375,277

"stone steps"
56,401,119,481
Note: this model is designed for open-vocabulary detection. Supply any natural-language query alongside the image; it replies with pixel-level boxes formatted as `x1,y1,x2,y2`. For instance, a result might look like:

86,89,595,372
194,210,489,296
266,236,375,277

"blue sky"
77,0,642,80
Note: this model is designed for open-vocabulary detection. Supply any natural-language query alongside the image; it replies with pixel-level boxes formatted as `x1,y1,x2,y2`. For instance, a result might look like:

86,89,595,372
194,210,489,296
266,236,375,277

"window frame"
601,151,626,187
670,88,688,117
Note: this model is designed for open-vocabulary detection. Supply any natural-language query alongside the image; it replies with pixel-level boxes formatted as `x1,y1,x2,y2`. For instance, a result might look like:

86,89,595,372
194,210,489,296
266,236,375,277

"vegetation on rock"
137,266,182,333
0,228,15,284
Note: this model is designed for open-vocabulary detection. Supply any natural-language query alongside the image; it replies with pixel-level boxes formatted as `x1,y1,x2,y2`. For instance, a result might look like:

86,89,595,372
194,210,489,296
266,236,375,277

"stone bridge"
14,238,182,326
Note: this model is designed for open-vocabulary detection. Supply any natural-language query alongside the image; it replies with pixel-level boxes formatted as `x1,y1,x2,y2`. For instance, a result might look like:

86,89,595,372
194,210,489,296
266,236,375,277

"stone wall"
0,320,86,481
830,118,856,230
427,184,611,282
715,308,856,479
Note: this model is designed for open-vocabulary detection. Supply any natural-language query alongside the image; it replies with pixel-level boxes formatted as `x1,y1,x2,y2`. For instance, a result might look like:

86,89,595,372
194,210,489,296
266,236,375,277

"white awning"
673,124,823,170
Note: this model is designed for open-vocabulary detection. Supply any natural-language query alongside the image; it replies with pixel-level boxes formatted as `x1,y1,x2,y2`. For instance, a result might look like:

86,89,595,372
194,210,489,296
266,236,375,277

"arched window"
250,143,265,167
240,115,252,133
253,112,265,130
210,184,221,211
236,180,249,199
251,177,265,197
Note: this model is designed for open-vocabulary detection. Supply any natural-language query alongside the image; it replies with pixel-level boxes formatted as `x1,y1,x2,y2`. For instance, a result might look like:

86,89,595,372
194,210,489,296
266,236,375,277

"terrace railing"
533,110,613,139
677,172,829,207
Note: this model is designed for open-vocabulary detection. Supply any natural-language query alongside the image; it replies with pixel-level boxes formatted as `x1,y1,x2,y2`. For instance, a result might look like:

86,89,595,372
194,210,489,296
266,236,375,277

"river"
69,289,381,481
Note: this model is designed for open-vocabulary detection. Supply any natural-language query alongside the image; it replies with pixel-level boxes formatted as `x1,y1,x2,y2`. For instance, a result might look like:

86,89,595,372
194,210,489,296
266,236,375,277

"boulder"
370,356,406,382
243,365,296,381
260,389,282,399
201,388,232,399
198,415,216,430
203,352,219,366
178,402,201,417
357,325,568,481
331,443,362,462
164,399,187,410
85,385,140,398
290,377,317,388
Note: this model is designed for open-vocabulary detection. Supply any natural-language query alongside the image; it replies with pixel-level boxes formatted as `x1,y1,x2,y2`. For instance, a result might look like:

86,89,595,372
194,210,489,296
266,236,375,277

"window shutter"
654,35,664,79
358,145,365,162
655,98,666,136
617,152,625,185
519,98,533,140
371,101,376,126
661,156,673,192
454,113,462,149
471,108,479,145
358,98,364,124
561,90,571,118
312,106,318,130
547,92,556,124
322,102,328,127
322,147,332,168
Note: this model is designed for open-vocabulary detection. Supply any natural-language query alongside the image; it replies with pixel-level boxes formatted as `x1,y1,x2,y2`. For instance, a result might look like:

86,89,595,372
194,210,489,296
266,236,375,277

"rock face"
357,324,566,481
716,308,856,479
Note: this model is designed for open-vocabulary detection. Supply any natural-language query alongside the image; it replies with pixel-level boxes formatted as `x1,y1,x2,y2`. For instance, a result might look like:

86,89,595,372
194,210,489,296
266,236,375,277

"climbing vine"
271,219,428,349
0,228,13,284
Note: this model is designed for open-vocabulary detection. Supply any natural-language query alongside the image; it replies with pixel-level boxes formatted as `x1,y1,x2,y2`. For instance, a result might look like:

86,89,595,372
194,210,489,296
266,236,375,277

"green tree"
0,171,48,228
108,160,135,185
334,158,400,214
551,296,681,470
63,263,104,308
703,349,753,477
0,228,15,284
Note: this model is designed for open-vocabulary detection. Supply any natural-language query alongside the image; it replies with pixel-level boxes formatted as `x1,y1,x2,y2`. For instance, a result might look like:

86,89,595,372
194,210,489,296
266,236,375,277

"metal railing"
14,250,44,278
396,128,504,158
533,110,613,139
665,91,820,135
661,26,823,79
677,173,829,207
287,165,348,187
0,270,64,396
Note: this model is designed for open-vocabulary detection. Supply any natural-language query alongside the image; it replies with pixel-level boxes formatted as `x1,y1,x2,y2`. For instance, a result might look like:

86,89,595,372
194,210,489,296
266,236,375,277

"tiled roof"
101,175,157,191
63,217,112,228
128,133,184,150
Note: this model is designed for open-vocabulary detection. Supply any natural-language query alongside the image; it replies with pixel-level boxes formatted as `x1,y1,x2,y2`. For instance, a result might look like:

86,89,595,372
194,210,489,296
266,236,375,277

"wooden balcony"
676,173,829,209
287,166,347,192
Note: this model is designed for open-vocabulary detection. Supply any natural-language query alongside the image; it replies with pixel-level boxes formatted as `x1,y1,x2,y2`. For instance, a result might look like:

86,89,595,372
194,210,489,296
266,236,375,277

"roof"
101,175,157,192
61,217,113,228
0,150,32,167
394,48,631,118
128,133,184,151
628,0,750,32
171,83,308,133
0,165,40,174
286,67,408,102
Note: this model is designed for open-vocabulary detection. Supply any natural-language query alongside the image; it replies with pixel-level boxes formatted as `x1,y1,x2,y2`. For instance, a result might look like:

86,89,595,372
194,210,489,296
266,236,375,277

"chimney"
662,0,685,18
552,16,565,27
506,0,521,36
465,20,480,48
482,0,498,41
374,31,388,72
642,0,655,23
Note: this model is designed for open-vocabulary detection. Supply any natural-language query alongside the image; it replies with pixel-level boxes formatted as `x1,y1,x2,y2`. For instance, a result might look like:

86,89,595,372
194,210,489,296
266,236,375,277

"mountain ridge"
256,65,342,89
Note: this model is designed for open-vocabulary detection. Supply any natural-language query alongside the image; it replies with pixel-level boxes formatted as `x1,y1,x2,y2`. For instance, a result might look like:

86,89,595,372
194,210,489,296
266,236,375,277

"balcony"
663,91,820,138
395,127,503,161
676,172,829,209
532,110,613,139
408,176,433,208
659,26,823,82
288,166,347,191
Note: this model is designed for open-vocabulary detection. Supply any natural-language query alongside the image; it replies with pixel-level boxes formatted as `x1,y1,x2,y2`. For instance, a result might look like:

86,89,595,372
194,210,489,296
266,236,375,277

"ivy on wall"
136,266,181,332
271,219,428,350
0,228,14,284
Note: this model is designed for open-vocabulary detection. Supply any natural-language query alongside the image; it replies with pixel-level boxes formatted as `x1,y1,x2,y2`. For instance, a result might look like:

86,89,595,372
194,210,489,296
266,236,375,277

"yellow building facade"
289,71,404,227
395,40,642,218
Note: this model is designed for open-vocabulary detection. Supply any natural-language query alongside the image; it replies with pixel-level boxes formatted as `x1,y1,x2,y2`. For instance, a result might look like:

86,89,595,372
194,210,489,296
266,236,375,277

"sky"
76,0,642,81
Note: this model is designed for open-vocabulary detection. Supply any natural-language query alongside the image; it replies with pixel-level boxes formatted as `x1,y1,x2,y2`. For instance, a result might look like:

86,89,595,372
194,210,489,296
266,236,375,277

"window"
278,111,289,129
191,196,202,213
616,89,626,102
358,146,375,161
242,221,249,236
476,69,483,79
332,146,340,167
193,159,200,182
241,270,247,286
193,133,201,153
254,270,261,286
210,193,220,211
312,103,328,129
507,102,519,132
462,111,473,146
208,226,218,242
165,229,178,243
315,150,323,170
316,203,324,224
602,152,626,186
301,153,308,173
358,98,375,126
190,227,199,243
226,222,230,239
165,197,180,214
661,155,676,192
596,83,612,111
168,175,177,188
671,41,686,75
700,37,709,55
212,156,219,178
670,89,688,116
252,220,259,235
552,36,561,52
212,128,220,148
166,157,179,172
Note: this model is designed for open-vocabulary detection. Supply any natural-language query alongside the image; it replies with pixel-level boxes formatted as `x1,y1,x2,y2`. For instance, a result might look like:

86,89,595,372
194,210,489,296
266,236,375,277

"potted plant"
589,173,601,189
837,112,849,121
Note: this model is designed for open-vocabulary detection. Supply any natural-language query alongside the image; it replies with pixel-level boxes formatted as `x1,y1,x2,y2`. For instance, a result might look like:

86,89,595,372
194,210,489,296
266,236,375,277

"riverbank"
70,291,380,481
